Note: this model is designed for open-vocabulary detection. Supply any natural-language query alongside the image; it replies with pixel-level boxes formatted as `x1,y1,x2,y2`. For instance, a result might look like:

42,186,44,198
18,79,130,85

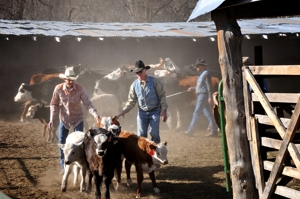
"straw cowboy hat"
131,60,151,73
59,66,78,80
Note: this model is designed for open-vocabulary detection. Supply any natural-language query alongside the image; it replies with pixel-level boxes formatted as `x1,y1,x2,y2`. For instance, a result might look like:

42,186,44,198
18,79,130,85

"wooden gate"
242,65,300,199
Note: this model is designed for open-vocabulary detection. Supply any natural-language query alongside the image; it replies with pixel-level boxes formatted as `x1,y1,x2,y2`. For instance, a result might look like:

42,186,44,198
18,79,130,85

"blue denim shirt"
134,76,160,111
195,70,212,96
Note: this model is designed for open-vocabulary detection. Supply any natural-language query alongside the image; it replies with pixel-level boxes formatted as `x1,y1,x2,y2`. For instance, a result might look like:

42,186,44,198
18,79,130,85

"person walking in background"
184,58,218,137
117,60,168,143
48,66,99,174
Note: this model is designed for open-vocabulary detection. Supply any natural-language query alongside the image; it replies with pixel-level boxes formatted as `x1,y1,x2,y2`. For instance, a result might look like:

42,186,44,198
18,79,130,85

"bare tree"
0,0,210,23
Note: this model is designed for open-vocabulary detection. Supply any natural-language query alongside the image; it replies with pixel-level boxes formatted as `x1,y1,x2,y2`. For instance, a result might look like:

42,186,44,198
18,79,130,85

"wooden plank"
261,137,300,152
245,68,286,136
249,65,300,75
262,98,300,199
245,68,300,170
255,114,290,128
252,93,300,103
261,137,281,149
243,66,253,140
264,160,300,179
274,185,300,199
249,117,265,195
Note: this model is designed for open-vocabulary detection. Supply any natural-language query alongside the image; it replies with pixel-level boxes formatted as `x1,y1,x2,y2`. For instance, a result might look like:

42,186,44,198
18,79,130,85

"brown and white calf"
117,131,168,198
26,103,58,142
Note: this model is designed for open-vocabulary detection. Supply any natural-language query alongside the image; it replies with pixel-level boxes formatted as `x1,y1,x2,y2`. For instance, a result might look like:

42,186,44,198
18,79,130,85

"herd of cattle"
58,115,168,199
12,58,221,198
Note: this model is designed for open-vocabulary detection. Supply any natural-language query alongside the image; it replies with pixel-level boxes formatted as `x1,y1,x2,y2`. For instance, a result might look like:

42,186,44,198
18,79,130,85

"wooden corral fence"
242,65,300,199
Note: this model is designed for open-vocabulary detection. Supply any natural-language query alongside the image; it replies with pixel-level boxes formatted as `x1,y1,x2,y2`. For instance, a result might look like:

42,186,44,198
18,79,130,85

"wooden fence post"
212,9,258,199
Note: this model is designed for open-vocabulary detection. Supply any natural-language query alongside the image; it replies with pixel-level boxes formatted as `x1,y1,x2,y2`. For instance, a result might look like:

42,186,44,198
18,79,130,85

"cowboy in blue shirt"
184,58,218,137
117,60,168,143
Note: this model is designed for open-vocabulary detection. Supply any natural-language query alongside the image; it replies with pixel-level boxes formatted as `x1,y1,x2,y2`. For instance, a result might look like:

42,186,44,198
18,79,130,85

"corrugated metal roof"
188,0,225,22
0,17,300,38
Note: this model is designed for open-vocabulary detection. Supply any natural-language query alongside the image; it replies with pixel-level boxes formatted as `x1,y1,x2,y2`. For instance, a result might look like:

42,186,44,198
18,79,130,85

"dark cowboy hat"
194,58,207,66
242,56,253,65
131,60,151,73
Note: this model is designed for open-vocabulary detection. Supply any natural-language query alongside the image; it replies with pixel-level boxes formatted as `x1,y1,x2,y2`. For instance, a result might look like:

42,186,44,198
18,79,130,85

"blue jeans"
58,121,83,170
187,94,218,135
137,109,161,143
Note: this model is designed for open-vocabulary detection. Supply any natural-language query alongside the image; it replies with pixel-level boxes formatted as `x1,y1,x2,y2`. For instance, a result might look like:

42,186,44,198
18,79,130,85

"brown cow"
179,75,219,93
117,131,168,198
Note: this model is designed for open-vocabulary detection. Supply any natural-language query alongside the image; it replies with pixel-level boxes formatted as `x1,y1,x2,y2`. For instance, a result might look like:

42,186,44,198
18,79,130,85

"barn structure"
188,0,300,198
1,3,300,197
1,17,300,116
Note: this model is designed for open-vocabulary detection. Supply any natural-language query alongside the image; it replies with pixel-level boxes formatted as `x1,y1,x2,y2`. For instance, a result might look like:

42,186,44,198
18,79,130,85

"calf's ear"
86,130,93,138
149,143,157,150
58,144,65,149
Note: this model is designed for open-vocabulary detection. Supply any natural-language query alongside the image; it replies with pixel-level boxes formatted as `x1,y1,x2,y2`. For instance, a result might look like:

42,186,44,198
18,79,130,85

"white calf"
59,131,87,192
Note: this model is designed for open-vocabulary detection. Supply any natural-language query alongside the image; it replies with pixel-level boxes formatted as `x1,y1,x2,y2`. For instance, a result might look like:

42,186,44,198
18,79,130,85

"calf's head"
59,142,84,165
26,103,44,118
96,116,121,136
26,105,36,118
87,128,119,157
14,83,33,102
152,141,168,165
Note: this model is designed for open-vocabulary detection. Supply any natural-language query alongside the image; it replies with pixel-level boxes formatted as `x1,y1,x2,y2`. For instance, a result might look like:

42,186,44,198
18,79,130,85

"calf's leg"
40,120,46,138
61,164,72,192
125,160,133,186
79,165,86,192
86,169,93,193
135,163,144,198
114,158,123,190
149,171,160,193
93,172,102,199
104,171,114,199
73,165,79,187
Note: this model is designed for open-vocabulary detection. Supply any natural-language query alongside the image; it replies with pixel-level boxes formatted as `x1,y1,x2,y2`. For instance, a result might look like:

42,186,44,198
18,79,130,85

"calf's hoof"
126,179,133,186
61,186,66,192
153,187,160,193
79,186,85,192
135,193,141,198
114,181,121,190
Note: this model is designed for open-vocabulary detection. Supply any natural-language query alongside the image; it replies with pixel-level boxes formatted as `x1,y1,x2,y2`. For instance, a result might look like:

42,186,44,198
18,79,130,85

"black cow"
76,68,105,98
84,127,122,199
14,78,64,104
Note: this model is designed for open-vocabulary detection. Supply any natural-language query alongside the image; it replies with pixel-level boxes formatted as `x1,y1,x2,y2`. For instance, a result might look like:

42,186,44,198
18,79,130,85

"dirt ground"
0,113,233,199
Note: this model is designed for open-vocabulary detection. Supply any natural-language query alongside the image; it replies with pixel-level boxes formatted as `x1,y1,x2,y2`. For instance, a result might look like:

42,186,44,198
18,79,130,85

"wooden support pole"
212,9,257,199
